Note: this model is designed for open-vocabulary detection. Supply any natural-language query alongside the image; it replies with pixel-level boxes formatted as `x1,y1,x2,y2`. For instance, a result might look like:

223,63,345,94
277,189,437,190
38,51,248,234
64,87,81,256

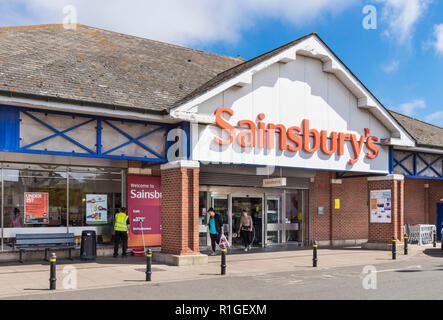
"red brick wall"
309,172,369,242
161,166,200,255
310,171,332,241
331,177,369,240
403,178,443,226
404,179,427,225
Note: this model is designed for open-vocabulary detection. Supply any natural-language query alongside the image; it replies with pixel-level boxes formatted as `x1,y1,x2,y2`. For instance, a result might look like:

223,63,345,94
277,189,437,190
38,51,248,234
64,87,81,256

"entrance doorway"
232,197,262,247
199,186,307,250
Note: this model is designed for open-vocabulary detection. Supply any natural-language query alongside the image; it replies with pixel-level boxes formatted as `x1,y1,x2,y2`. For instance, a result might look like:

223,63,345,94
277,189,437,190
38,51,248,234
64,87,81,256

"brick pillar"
424,183,430,224
160,160,200,255
367,175,404,244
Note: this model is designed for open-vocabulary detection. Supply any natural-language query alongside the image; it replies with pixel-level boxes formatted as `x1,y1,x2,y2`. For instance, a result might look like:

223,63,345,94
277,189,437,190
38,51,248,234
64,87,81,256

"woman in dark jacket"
207,207,224,255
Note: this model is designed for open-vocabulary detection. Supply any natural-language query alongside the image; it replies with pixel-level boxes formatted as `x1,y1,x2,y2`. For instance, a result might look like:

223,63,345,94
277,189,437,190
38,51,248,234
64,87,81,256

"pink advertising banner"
127,176,162,247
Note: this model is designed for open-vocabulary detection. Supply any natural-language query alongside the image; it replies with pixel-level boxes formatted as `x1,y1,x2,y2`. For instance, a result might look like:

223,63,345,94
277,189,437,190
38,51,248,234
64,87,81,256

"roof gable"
171,33,415,147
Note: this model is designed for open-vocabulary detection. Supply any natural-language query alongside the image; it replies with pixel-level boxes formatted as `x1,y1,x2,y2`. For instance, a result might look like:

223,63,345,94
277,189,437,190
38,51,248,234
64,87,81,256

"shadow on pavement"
423,248,443,258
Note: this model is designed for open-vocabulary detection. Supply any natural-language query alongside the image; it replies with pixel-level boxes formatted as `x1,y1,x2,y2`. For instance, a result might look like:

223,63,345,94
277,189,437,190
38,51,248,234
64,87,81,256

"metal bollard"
404,234,408,255
221,245,226,275
146,249,152,282
433,231,436,248
392,236,396,260
313,241,318,267
49,252,56,290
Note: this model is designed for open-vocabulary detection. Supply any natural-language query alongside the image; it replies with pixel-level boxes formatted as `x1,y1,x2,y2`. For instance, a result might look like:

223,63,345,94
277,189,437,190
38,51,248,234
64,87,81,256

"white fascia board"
0,96,175,123
169,35,415,147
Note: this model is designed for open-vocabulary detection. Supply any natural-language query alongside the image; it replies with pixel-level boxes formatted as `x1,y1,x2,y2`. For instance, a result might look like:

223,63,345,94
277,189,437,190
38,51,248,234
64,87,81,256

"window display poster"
86,194,108,224
127,176,162,247
24,192,49,224
370,189,392,223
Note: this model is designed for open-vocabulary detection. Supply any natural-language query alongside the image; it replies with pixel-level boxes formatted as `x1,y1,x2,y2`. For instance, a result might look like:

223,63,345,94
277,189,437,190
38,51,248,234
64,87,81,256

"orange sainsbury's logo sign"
214,107,379,165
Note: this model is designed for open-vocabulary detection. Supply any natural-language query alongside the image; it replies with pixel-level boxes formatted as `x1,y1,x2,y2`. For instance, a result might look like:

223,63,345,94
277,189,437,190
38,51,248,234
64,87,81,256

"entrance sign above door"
263,177,287,187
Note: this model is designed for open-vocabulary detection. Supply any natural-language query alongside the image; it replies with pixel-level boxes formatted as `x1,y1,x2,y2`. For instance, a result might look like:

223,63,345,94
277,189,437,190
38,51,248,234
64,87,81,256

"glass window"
3,165,68,228
68,168,122,228
0,163,123,251
285,190,304,242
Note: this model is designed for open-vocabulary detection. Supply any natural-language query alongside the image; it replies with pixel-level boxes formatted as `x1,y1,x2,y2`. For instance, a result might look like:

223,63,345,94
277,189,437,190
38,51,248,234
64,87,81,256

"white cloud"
425,111,443,127
381,60,399,73
394,99,426,116
377,0,431,44
432,23,443,54
0,0,358,45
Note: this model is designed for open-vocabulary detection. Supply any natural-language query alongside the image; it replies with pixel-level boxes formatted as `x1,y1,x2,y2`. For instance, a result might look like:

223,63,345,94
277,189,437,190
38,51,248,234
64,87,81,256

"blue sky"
1,0,442,127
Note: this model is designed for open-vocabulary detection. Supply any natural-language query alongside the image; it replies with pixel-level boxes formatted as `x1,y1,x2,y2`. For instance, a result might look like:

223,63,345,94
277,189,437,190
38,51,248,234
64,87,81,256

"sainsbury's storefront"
0,25,441,263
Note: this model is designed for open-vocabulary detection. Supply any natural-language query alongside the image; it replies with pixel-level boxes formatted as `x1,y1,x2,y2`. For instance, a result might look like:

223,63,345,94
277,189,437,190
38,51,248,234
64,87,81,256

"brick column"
160,160,200,255
367,174,404,244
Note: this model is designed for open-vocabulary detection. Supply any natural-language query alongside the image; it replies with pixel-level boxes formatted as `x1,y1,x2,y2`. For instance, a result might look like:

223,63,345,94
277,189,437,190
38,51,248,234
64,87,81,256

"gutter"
0,89,169,117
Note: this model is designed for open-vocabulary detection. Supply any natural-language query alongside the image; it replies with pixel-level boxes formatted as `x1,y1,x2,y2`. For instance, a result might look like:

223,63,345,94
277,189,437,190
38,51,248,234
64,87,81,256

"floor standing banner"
127,176,162,247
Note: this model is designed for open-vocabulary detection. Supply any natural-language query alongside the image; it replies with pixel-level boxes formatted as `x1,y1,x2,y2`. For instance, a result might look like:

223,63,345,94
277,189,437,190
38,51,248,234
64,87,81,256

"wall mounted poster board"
86,194,108,225
370,189,392,223
24,192,49,224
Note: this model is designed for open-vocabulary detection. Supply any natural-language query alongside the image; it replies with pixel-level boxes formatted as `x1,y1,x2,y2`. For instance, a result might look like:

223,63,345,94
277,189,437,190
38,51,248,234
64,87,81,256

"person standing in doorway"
207,207,223,256
113,207,130,258
238,209,253,251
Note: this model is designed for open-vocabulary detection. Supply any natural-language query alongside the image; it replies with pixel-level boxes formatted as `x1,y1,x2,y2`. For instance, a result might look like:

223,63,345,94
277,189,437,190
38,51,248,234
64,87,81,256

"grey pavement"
1,244,442,300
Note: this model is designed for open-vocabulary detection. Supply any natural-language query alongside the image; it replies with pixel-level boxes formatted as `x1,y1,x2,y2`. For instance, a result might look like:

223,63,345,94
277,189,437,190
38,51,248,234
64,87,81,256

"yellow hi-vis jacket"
114,212,129,232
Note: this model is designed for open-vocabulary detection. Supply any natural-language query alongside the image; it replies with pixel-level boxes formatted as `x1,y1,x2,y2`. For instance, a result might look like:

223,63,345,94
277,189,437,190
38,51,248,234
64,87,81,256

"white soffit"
170,34,415,147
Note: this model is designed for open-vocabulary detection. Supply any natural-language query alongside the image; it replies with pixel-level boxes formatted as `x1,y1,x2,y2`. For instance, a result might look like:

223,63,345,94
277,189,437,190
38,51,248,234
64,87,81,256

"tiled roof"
1,24,441,149
388,110,443,150
0,24,243,114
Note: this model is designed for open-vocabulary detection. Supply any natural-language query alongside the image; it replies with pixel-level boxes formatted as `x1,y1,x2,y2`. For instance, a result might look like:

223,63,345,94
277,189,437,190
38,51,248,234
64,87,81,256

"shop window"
68,168,122,244
0,163,122,251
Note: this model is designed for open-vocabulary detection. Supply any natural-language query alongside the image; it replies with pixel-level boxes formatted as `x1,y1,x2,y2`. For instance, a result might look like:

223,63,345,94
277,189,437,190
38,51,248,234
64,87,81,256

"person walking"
113,207,130,258
207,207,223,256
238,209,253,251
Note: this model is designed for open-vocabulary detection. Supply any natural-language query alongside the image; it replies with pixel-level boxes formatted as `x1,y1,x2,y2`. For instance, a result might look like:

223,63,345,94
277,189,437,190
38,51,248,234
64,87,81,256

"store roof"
388,110,443,150
0,24,441,149
0,24,243,114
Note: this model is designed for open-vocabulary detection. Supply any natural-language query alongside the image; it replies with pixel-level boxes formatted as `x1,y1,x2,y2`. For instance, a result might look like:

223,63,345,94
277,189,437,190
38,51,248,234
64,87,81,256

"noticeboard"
370,189,392,223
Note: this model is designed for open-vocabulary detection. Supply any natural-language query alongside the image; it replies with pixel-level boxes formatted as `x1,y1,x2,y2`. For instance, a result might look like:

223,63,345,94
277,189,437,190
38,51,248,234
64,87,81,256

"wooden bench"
16,233,76,263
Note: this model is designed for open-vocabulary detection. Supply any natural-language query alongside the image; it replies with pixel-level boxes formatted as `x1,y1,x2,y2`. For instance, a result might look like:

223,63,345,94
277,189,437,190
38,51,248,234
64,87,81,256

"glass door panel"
232,197,263,247
266,197,282,244
285,191,304,243
211,195,229,240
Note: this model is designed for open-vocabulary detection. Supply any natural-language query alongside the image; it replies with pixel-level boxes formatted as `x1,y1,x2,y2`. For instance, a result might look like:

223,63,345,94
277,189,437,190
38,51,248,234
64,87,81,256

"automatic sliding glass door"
265,196,283,245
231,196,263,247
211,194,230,242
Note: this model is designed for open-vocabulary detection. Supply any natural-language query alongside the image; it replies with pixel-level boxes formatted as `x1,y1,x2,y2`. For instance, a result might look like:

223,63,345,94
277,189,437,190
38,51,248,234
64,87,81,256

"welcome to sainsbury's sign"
213,107,380,165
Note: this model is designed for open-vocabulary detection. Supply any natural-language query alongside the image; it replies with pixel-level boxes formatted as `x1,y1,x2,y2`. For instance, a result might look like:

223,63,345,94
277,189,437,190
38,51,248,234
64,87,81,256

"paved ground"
0,244,442,300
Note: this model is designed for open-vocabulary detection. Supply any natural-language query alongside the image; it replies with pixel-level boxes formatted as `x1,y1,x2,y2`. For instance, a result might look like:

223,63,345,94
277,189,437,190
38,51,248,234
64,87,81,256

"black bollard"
313,241,318,267
146,249,152,282
404,234,408,255
49,252,56,290
433,231,436,248
221,245,226,275
392,236,396,260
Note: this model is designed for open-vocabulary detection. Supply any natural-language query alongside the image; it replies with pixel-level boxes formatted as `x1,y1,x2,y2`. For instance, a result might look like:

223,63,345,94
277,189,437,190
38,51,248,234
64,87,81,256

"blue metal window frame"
392,149,443,180
1,105,180,163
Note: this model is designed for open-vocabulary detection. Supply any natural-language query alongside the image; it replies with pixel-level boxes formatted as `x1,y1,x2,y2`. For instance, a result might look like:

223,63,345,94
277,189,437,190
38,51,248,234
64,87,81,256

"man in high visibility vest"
113,207,130,258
